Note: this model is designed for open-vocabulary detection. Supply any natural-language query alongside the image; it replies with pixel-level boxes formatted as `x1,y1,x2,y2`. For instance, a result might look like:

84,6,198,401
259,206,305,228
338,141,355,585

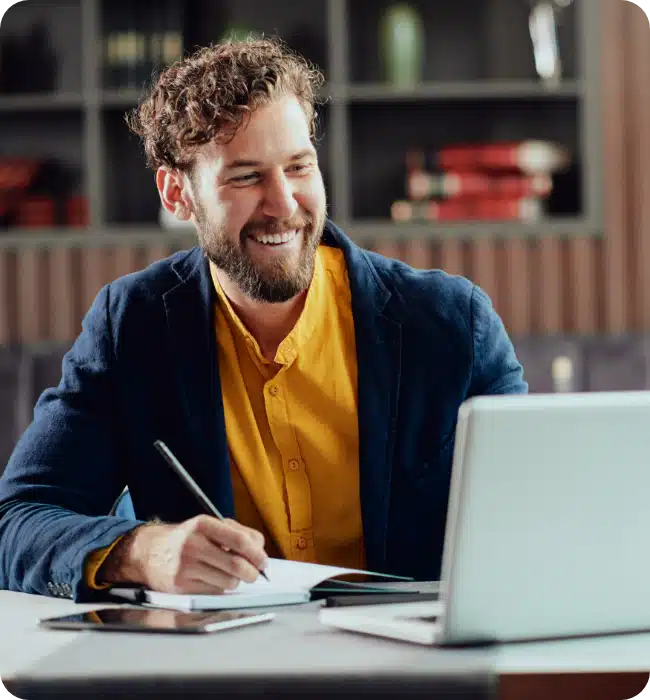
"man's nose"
261,171,298,220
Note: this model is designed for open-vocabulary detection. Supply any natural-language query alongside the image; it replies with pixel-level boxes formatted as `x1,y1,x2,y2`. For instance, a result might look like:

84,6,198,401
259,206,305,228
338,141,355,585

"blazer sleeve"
0,284,146,602
467,284,528,397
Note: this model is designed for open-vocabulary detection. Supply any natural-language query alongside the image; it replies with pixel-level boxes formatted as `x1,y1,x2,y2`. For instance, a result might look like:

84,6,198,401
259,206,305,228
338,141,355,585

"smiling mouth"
249,229,301,246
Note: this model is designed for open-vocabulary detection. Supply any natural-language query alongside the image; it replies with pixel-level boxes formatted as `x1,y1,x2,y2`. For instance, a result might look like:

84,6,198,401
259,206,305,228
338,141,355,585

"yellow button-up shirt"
213,245,365,569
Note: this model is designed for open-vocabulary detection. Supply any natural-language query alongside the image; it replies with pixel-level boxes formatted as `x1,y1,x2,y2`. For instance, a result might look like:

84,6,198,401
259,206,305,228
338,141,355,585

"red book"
437,141,570,175
0,158,40,192
406,139,571,175
407,170,553,200
392,197,543,222
15,196,56,227
66,196,89,227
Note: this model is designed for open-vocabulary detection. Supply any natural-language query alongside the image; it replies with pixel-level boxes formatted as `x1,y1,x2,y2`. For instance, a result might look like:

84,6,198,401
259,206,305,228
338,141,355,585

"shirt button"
268,385,279,396
288,459,300,471
296,536,307,550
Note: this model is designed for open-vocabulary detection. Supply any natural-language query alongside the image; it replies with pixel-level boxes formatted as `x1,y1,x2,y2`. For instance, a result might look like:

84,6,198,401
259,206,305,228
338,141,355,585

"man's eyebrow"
223,149,317,171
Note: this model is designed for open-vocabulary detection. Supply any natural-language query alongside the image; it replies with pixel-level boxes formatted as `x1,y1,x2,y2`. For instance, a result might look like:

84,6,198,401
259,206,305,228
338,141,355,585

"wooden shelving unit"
0,0,604,248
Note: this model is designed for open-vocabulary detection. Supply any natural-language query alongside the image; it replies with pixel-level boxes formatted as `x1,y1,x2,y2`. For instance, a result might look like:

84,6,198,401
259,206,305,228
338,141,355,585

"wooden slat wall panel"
438,239,465,277
567,237,597,334
80,247,108,316
600,0,629,334
49,248,77,343
1,0,647,347
16,249,41,345
534,238,563,335
469,239,499,308
371,241,402,260
627,0,650,331
402,241,434,270
143,244,173,268
503,240,532,336
0,251,11,346
114,246,140,281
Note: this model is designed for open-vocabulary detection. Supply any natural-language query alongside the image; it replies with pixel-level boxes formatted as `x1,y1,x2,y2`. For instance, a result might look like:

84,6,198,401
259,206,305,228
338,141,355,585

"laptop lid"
437,390,650,645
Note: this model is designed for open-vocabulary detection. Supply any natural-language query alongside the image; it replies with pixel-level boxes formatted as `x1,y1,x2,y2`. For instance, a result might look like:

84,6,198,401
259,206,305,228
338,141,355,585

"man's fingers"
196,540,260,583
196,517,268,571
178,562,241,593
224,518,266,549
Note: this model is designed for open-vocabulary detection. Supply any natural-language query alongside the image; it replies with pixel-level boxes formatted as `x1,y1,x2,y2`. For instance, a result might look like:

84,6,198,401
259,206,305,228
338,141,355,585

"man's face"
186,95,327,303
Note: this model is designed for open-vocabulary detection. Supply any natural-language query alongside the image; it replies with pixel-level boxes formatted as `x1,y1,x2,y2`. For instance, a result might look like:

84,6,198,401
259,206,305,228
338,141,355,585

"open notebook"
109,558,411,610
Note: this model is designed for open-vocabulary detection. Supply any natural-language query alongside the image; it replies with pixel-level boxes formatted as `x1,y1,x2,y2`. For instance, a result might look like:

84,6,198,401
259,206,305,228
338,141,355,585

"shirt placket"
264,363,315,562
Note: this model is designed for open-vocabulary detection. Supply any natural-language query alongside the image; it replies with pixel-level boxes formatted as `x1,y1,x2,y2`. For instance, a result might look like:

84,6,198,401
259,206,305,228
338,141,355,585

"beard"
195,204,325,303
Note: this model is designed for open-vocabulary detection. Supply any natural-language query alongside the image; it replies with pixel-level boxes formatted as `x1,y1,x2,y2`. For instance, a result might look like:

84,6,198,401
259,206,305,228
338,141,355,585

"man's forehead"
196,130,313,173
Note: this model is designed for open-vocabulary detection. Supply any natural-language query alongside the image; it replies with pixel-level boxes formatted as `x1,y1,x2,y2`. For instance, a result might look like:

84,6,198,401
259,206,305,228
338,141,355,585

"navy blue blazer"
0,220,527,601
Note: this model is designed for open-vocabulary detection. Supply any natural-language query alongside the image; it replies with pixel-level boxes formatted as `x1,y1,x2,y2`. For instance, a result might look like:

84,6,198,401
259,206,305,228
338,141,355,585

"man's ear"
155,167,193,221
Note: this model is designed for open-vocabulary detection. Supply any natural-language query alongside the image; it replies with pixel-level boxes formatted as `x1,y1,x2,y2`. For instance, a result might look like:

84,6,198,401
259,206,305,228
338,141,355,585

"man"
0,38,527,602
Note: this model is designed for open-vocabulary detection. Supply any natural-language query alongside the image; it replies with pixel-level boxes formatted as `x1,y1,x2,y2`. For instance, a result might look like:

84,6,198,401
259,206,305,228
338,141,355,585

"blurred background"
0,0,647,467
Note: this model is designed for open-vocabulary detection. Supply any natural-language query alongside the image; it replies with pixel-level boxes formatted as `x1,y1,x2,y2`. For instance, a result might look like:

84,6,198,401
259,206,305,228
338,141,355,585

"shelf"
100,90,143,108
0,227,195,249
0,218,602,249
343,218,601,241
0,93,85,112
0,81,582,113
343,81,584,102
100,84,335,109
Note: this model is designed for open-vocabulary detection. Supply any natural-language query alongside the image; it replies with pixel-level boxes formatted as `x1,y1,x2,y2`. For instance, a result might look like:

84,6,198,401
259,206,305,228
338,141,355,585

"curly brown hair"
126,36,326,171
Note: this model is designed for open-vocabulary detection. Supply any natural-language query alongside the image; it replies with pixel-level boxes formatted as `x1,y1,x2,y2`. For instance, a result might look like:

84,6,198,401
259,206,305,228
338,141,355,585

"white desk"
0,592,125,679
1,592,648,699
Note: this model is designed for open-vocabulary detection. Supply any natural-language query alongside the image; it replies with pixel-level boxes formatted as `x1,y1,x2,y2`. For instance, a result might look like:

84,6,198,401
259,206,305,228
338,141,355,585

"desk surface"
1,591,649,692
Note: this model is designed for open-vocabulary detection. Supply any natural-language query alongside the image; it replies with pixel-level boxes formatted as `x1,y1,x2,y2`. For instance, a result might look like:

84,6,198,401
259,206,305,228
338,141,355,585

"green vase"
379,3,424,87
219,26,260,43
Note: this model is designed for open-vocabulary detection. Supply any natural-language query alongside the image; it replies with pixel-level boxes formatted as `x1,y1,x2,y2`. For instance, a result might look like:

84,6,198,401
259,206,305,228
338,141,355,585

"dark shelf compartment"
348,0,578,84
102,108,161,225
98,0,329,93
0,112,86,230
0,112,84,166
183,0,328,73
348,100,582,221
0,0,83,95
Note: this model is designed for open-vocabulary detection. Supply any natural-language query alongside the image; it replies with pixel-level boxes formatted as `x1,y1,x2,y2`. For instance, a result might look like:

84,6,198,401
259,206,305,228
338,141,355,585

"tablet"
39,607,275,634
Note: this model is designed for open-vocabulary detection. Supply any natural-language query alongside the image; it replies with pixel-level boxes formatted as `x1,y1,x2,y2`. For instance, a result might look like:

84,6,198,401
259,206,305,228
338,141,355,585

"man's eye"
288,163,311,173
231,173,259,183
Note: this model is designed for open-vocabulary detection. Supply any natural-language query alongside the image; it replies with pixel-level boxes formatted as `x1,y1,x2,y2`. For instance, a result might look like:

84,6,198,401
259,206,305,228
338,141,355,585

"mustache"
242,213,313,239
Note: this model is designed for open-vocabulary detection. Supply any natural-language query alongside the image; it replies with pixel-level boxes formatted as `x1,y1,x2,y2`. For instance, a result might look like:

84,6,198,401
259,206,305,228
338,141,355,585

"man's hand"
97,516,268,594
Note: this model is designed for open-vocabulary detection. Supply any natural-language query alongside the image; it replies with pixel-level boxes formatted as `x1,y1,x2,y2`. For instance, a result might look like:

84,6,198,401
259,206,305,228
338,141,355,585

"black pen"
153,439,270,582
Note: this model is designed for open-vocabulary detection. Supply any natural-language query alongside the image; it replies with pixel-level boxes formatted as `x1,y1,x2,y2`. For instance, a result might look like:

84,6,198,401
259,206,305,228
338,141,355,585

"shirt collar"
210,247,325,365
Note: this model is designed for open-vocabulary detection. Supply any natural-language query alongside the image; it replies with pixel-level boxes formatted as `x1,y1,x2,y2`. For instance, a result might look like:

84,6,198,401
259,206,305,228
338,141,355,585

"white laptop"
320,391,650,646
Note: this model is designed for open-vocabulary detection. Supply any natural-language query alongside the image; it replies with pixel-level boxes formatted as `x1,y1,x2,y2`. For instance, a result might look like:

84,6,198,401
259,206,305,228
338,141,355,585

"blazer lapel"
162,249,235,518
325,223,403,574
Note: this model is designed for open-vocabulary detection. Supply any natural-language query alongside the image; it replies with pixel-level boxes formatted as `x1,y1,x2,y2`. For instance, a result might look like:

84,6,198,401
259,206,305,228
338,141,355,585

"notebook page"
229,558,370,595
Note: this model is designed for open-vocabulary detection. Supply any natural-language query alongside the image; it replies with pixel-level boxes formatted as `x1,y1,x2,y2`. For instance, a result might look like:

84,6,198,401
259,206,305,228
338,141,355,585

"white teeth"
254,230,298,245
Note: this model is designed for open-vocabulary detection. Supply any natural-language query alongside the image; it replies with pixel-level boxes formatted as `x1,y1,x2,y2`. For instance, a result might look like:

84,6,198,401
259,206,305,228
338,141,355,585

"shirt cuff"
84,535,125,590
